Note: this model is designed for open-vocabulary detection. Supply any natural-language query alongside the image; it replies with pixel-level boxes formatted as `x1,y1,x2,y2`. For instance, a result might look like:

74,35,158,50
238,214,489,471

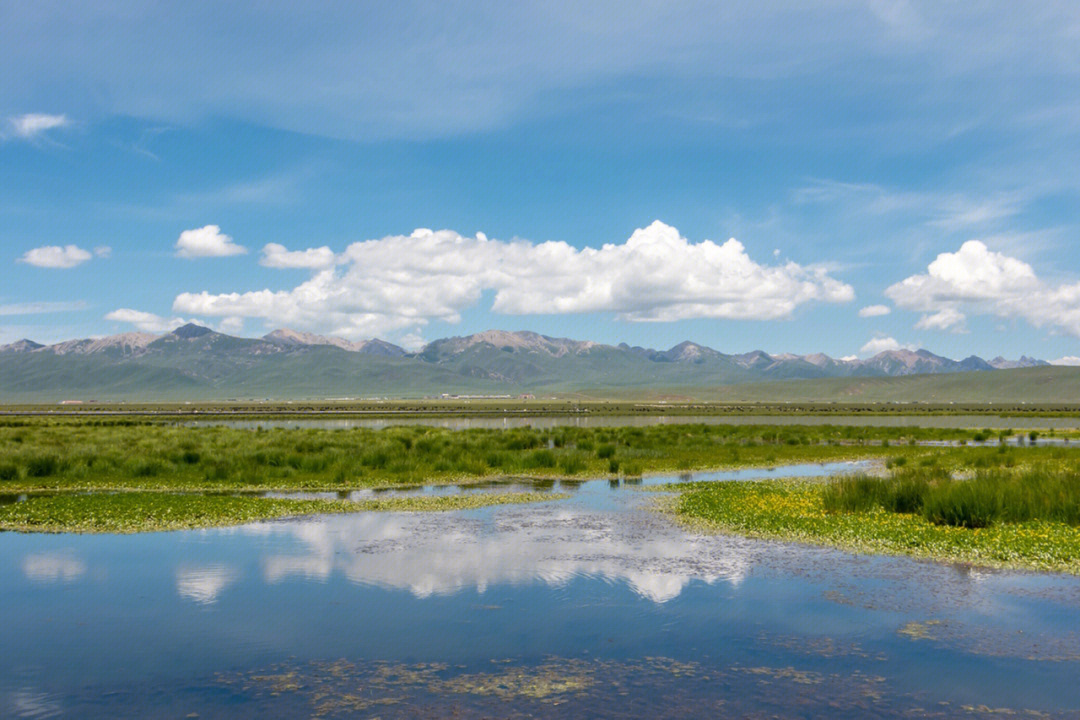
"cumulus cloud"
859,336,914,355
886,240,1080,336
6,113,69,140
173,221,854,338
174,225,247,258
858,304,891,317
93,245,112,258
1050,357,1080,367
18,244,93,268
105,308,189,332
260,242,336,269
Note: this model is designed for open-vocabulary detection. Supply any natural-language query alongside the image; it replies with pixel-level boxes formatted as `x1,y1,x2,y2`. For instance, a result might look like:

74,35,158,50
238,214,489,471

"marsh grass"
674,479,1080,574
823,467,1080,529
0,419,984,493
0,491,568,533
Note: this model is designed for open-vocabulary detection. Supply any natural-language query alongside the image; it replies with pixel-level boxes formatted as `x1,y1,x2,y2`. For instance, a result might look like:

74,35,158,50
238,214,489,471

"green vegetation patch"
0,417,1016,493
823,468,1080,528
673,479,1080,574
0,491,566,534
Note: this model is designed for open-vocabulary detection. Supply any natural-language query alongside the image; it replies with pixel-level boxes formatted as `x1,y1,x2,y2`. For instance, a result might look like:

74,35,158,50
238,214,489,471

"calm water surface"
3,462,1079,718
185,413,1080,430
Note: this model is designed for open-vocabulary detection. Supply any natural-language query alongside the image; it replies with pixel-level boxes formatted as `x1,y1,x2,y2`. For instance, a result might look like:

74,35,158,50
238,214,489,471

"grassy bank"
672,474,1080,573
0,418,1056,493
0,491,566,534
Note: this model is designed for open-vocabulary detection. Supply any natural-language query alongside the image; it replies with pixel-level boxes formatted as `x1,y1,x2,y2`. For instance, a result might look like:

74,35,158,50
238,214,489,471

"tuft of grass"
823,467,1080,529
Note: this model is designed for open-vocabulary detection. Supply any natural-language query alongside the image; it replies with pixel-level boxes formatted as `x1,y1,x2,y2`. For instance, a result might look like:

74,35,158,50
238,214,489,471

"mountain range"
0,324,1059,402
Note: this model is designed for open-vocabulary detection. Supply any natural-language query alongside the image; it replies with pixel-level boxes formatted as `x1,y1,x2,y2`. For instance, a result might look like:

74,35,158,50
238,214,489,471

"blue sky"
2,2,1079,360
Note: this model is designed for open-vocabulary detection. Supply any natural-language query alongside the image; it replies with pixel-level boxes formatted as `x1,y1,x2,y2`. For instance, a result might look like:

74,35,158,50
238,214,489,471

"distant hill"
0,325,1067,402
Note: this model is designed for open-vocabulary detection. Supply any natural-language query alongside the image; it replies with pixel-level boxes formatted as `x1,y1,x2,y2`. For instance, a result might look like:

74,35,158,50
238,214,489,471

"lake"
184,413,1080,431
2,461,1079,718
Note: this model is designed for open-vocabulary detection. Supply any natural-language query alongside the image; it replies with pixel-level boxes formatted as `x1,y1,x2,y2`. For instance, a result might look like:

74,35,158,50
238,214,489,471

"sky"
2,1,1079,361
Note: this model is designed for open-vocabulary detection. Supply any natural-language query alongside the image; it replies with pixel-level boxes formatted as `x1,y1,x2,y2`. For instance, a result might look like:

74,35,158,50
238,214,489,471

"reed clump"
823,467,1080,529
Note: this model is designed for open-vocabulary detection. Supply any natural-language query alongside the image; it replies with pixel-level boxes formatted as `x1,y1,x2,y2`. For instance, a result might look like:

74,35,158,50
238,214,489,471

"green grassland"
0,491,567,533
626,366,1080,404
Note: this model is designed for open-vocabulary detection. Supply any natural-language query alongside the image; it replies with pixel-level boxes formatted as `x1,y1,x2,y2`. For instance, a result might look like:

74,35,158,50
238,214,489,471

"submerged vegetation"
673,465,1080,573
0,491,565,533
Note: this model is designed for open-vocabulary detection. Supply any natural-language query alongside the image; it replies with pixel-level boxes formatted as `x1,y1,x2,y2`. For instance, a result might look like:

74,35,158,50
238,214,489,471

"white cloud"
914,307,967,332
396,331,428,352
174,225,247,258
858,304,891,317
173,221,854,338
18,244,93,268
260,242,336,269
886,240,1080,337
859,336,914,355
218,316,244,334
7,113,69,140
93,245,112,258
105,308,189,332
1050,356,1080,366
839,355,858,362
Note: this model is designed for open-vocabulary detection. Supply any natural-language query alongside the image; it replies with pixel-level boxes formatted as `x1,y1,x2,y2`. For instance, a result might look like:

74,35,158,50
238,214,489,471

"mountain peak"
172,323,214,339
426,330,598,358
0,339,44,353
263,328,407,356
48,332,159,356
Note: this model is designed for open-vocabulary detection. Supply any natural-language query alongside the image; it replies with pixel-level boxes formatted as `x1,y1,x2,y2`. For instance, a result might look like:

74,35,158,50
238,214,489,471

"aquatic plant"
674,477,1080,573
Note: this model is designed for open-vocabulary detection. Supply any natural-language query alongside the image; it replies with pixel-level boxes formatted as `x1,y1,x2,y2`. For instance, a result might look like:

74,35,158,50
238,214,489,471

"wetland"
2,415,1080,717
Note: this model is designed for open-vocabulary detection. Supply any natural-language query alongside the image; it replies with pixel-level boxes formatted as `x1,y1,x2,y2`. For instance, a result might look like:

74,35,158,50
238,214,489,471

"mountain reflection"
245,502,757,603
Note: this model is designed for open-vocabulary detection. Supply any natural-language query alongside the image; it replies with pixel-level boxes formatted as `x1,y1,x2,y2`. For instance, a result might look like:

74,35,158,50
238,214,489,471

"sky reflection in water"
2,465,1080,718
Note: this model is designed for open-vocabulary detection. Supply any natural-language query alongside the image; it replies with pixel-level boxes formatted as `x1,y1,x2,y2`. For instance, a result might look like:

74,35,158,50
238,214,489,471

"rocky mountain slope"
0,325,1054,401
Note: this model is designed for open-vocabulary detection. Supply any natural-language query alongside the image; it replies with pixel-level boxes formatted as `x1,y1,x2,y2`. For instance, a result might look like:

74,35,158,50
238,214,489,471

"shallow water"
2,462,1079,718
184,413,1080,430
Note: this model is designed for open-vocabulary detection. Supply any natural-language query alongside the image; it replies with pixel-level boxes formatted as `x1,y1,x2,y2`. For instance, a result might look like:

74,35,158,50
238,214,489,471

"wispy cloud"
5,113,69,141
793,179,1029,233
0,300,87,316
3,5,1078,142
